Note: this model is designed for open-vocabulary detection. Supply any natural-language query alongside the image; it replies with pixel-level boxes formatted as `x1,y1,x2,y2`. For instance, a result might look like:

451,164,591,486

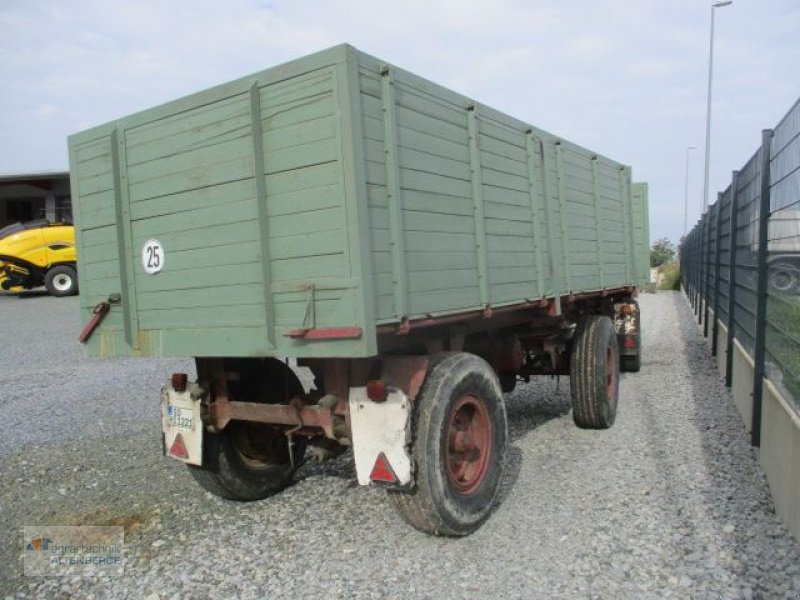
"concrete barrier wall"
760,378,800,541
698,307,799,541
731,338,755,436
716,320,727,375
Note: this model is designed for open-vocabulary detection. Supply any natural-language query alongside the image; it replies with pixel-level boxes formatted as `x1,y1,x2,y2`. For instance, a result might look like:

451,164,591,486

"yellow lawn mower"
0,220,78,296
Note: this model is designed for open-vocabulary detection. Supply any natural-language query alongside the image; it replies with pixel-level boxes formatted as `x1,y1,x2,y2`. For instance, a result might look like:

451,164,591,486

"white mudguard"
348,387,413,487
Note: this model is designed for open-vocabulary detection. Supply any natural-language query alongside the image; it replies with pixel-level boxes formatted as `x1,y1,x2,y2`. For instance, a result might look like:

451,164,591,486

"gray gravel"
1,290,799,599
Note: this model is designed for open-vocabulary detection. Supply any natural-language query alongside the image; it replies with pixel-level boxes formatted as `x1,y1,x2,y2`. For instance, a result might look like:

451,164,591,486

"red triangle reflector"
169,433,189,459
370,452,398,484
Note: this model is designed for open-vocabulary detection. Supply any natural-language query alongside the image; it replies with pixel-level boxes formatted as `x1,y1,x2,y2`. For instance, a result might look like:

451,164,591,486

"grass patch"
766,292,800,409
658,262,681,291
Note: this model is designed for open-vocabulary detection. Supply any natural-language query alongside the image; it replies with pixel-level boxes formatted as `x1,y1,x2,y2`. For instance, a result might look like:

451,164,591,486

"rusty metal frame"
208,397,339,439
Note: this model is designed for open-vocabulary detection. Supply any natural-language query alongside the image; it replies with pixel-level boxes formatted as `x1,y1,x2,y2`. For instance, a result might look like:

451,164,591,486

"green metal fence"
680,98,800,446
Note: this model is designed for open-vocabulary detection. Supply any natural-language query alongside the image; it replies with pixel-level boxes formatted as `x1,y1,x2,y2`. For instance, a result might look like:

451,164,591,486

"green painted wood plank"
271,253,348,282
130,199,257,238
398,146,470,181
405,230,475,253
269,229,346,260
488,266,535,286
397,126,470,163
75,138,112,163
78,172,114,196
130,179,253,220
338,46,376,354
394,82,467,128
554,141,572,291
592,156,606,288
467,106,490,306
128,155,253,203
481,167,528,193
401,190,473,216
380,65,409,318
481,185,531,208
83,260,121,281
484,200,531,223
137,283,263,311
397,166,471,197
138,304,266,330
525,132,544,296
408,269,477,293
488,251,535,268
618,166,633,282
408,287,482,315
249,81,274,347
109,128,140,348
478,134,527,164
134,261,264,293
264,161,340,195
480,149,527,177
485,219,532,237
404,211,474,234
405,251,477,271
486,235,533,252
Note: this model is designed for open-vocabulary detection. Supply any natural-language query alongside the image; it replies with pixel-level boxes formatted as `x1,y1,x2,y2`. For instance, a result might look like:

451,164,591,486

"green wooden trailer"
69,44,649,536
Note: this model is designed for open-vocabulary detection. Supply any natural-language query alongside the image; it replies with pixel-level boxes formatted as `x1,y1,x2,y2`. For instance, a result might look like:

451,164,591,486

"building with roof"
0,171,71,228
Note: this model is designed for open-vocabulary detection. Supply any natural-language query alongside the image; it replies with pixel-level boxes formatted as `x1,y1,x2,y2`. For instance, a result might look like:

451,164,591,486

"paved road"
1,291,799,598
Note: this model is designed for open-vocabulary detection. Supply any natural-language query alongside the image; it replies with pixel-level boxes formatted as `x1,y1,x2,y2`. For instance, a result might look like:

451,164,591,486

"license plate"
161,389,202,466
167,405,196,431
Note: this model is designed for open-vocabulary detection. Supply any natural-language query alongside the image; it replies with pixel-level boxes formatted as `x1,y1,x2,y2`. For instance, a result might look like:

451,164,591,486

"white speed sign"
142,239,165,274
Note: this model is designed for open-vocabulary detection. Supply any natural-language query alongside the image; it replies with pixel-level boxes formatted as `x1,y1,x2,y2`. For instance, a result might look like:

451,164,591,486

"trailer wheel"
570,316,619,429
390,353,508,536
44,265,78,296
188,358,306,501
768,262,799,294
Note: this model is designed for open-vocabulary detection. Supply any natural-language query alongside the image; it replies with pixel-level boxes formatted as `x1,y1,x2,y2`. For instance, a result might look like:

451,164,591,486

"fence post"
711,193,723,355
704,205,714,338
751,129,773,447
698,214,706,322
725,170,740,387
691,230,696,309
695,227,701,310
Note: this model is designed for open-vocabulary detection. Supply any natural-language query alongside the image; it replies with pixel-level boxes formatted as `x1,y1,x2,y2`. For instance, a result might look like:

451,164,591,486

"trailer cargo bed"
69,44,648,358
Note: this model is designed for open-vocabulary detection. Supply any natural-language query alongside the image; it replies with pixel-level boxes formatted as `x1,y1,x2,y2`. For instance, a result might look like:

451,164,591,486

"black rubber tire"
44,265,78,297
570,315,619,429
768,263,799,294
188,358,306,501
389,353,508,536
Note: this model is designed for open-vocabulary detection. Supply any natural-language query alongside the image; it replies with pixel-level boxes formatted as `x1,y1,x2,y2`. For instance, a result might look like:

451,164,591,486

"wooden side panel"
70,47,369,358
71,45,645,358
72,136,124,319
357,49,639,325
631,182,651,286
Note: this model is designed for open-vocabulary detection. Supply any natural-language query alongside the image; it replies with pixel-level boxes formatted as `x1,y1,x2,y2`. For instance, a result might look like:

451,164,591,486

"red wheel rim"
606,344,618,399
445,394,492,495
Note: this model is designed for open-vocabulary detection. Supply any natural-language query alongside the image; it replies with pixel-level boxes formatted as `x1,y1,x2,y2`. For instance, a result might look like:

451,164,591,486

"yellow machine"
0,220,78,296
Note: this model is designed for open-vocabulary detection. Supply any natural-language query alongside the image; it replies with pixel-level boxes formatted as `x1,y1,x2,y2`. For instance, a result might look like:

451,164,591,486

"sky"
1,0,798,246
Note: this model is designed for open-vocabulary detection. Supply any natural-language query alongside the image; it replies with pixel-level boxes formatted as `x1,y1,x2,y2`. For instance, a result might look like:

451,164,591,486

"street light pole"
684,145,696,236
702,0,732,214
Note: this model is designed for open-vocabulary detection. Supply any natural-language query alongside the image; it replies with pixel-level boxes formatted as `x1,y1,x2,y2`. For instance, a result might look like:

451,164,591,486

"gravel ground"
1,290,799,599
